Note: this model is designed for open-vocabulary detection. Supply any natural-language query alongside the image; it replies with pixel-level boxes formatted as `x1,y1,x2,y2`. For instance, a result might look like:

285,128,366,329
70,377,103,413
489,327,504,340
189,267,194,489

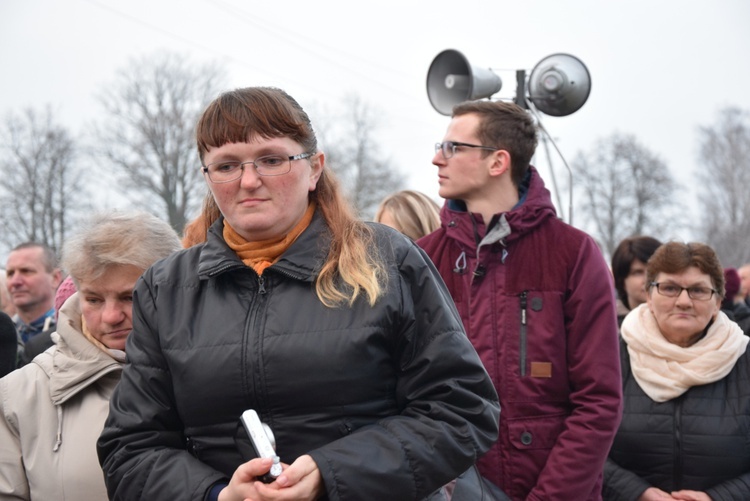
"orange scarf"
223,203,316,275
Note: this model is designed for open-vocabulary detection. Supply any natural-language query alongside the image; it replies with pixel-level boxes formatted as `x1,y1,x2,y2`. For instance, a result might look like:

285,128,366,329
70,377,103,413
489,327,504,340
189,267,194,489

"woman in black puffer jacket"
97,87,500,501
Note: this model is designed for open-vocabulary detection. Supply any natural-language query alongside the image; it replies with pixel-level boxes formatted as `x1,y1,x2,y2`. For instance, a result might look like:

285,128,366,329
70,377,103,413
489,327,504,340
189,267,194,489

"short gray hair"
62,211,181,284
10,242,59,272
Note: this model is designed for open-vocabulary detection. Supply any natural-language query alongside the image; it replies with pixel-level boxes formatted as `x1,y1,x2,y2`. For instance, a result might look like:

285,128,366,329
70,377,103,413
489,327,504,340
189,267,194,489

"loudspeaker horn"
426,49,503,116
527,53,591,117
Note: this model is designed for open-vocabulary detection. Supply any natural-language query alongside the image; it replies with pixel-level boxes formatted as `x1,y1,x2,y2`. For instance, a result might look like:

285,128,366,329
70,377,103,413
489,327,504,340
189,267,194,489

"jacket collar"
35,292,122,406
440,166,557,248
198,210,331,283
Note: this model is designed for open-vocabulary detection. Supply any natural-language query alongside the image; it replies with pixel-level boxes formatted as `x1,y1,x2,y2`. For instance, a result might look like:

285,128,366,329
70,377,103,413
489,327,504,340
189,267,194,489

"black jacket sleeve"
705,473,750,500
97,271,227,500
602,458,650,501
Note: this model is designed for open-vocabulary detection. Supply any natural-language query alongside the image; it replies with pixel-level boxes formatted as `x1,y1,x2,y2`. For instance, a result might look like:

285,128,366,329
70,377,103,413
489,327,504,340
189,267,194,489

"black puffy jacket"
98,213,500,500
603,339,750,500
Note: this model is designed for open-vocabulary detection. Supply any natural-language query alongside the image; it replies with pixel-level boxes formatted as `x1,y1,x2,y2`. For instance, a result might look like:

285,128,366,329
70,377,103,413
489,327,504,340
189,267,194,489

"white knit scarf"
620,303,748,402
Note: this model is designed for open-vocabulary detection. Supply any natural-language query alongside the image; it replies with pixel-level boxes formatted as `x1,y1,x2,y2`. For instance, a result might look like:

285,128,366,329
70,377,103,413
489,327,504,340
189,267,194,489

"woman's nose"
675,289,693,305
239,164,263,188
102,302,126,325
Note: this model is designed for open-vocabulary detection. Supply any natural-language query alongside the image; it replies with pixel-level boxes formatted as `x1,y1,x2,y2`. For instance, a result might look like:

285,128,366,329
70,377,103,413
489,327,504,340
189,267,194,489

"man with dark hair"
5,242,62,365
418,100,622,500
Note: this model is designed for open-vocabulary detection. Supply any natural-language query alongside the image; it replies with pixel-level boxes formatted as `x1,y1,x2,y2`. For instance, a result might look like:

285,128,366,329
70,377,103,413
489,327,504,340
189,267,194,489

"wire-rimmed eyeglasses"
202,152,313,183
649,282,718,301
435,141,500,160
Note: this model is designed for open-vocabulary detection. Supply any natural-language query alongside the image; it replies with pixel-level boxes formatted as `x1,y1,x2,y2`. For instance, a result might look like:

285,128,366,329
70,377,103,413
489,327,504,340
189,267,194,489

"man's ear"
488,149,511,178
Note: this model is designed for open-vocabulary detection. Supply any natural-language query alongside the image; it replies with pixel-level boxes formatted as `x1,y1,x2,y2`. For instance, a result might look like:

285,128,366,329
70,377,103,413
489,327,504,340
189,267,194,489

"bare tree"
572,133,681,258
0,106,84,255
695,106,750,267
314,94,404,218
94,52,224,232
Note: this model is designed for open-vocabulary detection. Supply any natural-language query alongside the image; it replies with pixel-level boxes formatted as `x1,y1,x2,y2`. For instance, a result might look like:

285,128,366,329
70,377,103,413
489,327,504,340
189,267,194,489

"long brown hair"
181,193,220,248
196,87,385,306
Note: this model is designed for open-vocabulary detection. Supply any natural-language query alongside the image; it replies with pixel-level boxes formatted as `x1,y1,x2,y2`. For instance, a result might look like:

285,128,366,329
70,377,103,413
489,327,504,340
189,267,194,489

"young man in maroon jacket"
418,100,622,500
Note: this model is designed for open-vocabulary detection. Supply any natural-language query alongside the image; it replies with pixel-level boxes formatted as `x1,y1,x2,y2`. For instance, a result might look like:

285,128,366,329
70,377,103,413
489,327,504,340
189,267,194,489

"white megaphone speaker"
426,49,503,116
527,53,591,117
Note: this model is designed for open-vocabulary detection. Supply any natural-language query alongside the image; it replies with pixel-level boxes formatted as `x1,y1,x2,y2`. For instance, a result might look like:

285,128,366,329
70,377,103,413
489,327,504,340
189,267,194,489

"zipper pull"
258,275,266,294
520,291,527,325
473,264,486,278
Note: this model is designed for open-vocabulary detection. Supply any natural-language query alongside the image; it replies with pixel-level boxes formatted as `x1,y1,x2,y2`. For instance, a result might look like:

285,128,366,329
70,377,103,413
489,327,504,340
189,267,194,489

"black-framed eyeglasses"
202,152,314,183
435,141,500,160
649,282,718,301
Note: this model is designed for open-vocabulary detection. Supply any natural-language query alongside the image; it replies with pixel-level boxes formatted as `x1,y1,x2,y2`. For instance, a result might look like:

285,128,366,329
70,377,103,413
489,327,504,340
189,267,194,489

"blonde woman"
375,189,441,240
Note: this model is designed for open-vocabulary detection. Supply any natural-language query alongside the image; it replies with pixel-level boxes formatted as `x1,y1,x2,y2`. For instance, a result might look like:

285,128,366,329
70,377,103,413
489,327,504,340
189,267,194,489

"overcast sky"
1,0,749,243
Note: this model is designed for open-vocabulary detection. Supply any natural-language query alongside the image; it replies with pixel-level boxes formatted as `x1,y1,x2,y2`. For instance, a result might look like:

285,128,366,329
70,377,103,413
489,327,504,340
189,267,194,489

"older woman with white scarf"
603,241,750,501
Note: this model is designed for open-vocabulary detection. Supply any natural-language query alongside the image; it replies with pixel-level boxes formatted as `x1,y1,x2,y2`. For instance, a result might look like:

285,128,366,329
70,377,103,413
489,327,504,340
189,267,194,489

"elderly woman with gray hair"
0,211,181,500
604,242,750,501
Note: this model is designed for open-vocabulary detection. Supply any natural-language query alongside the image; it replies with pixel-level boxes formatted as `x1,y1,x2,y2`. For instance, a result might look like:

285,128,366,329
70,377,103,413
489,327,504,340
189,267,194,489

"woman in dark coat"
97,87,500,501
604,242,750,501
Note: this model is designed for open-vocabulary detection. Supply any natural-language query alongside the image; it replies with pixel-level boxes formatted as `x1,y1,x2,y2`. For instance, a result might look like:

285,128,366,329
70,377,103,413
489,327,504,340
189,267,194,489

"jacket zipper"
674,397,683,487
271,267,305,282
520,291,528,377
243,272,269,409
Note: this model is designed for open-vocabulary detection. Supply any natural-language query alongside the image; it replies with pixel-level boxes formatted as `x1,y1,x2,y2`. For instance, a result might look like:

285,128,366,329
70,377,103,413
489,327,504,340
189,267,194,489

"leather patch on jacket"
530,362,552,378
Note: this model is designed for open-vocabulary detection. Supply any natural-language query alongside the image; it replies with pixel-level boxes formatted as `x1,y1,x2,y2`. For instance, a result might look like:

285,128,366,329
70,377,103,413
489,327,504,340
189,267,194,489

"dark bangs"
196,87,317,160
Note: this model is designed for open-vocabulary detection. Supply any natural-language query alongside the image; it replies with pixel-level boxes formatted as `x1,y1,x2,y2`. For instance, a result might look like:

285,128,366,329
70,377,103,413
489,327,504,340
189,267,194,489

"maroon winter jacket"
418,167,622,500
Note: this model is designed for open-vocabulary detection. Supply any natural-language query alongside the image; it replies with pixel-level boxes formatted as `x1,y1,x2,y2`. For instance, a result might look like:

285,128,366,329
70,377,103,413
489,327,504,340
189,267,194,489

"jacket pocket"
507,413,566,451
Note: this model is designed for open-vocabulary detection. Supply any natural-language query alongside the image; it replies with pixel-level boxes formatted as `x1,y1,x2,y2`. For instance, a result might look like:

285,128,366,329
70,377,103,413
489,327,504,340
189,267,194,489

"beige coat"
0,293,122,500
